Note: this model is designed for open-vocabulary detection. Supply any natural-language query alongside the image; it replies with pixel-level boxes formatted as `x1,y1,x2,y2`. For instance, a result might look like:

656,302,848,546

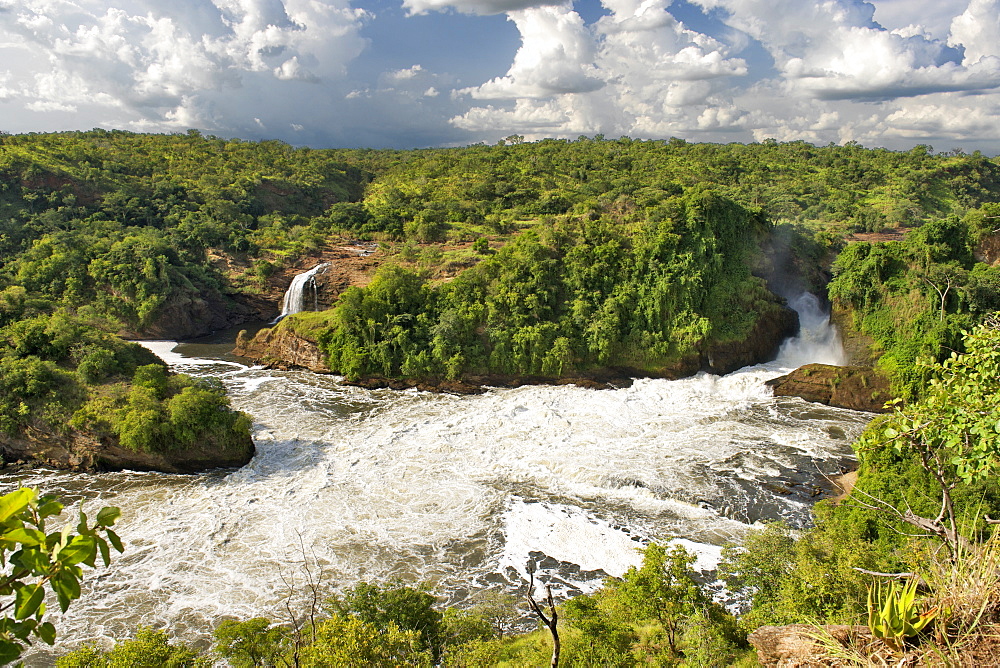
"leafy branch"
0,487,124,663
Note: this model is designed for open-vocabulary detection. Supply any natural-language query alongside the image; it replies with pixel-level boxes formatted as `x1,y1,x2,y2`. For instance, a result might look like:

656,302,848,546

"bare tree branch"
526,563,560,668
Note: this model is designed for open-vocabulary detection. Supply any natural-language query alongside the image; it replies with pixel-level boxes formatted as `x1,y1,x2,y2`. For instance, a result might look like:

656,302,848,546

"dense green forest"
3,131,1000,663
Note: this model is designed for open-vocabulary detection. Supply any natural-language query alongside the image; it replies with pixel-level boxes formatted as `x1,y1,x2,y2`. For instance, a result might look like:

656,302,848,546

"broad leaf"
37,621,56,645
106,529,124,554
96,507,121,527
2,527,47,547
56,537,96,568
0,639,21,664
0,489,34,525
14,584,44,621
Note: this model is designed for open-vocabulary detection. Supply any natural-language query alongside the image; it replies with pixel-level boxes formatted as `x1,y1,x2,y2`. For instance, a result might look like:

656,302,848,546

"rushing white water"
277,263,330,319
9,294,871,662
777,293,847,367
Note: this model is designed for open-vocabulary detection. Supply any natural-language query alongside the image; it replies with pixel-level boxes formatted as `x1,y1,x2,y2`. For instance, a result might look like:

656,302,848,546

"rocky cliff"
123,289,259,341
702,304,800,375
235,325,332,372
0,424,255,474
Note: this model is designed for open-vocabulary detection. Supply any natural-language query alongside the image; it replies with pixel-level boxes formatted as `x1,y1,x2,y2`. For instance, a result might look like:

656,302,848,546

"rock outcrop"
235,325,331,372
0,425,255,474
126,289,257,341
702,304,800,375
749,625,877,667
766,363,892,413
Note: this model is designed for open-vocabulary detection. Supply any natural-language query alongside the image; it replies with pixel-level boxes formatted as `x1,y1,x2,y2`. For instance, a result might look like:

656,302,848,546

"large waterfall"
277,263,330,319
10,294,870,663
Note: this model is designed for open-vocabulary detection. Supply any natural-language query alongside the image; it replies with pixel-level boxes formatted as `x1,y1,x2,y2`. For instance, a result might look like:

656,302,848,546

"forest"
1,130,1000,663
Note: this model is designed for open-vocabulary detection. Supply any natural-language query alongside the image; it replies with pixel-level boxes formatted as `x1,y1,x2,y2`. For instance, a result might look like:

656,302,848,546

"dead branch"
527,562,560,668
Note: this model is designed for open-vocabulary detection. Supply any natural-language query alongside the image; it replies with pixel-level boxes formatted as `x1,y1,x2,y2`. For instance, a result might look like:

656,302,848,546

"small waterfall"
276,263,330,321
776,293,847,368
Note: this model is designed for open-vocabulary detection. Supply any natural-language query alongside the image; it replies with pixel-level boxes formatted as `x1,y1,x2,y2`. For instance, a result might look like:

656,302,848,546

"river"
8,294,872,661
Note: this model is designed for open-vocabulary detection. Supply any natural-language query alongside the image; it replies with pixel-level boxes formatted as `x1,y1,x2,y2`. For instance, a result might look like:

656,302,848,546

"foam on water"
13,294,872,661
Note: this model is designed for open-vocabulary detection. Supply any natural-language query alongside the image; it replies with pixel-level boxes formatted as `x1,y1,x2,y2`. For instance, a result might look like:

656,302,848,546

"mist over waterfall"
277,263,330,319
10,294,870,664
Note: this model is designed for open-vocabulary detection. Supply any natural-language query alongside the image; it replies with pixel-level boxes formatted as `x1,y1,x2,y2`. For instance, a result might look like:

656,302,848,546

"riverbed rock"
0,424,255,474
765,364,893,413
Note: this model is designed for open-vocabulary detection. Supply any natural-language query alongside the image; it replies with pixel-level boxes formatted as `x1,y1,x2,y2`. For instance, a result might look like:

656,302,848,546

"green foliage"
317,191,778,381
612,543,710,656
213,617,291,667
440,590,520,647
299,613,432,667
328,581,443,661
877,324,1000,486
72,373,252,454
719,520,890,629
828,208,1000,398
472,237,492,255
561,591,637,666
679,609,747,667
0,488,123,664
867,578,937,652
56,627,206,668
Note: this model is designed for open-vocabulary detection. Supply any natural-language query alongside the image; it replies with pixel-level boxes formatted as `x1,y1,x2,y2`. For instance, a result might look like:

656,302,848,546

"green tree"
612,543,707,656
56,627,205,668
328,581,443,661
299,614,432,667
213,617,291,667
868,323,1000,553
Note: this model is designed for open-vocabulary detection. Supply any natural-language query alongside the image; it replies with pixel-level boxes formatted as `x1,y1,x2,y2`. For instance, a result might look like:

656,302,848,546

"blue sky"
2,0,1000,152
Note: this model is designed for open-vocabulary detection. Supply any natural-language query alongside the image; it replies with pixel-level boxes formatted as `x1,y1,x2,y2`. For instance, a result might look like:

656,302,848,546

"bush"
56,627,205,668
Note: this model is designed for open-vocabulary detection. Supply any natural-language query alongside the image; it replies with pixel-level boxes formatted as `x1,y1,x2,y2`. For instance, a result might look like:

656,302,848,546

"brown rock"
702,303,800,375
0,425,254,474
749,625,877,667
235,325,331,372
765,364,893,413
129,289,255,340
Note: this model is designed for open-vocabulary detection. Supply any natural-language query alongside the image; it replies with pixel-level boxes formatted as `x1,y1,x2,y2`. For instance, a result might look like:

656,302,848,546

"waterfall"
276,263,330,320
776,293,847,368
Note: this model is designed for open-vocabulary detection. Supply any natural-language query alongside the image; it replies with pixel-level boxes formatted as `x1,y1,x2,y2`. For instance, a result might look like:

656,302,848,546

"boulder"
749,625,878,667
766,364,893,413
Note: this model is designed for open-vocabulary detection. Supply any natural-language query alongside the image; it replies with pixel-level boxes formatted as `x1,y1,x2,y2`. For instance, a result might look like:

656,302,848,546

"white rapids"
7,294,873,660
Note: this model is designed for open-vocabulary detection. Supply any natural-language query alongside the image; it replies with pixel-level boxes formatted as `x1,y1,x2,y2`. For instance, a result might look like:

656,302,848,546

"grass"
278,310,339,338
809,530,1000,665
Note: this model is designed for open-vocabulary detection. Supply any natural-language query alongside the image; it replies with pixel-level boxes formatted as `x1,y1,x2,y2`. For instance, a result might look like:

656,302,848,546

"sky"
1,0,1000,152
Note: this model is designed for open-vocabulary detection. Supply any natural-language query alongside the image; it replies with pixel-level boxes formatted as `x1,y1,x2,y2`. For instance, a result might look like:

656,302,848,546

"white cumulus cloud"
0,0,368,137
949,0,1000,64
460,4,603,99
690,0,1000,99
453,0,747,138
403,0,563,16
